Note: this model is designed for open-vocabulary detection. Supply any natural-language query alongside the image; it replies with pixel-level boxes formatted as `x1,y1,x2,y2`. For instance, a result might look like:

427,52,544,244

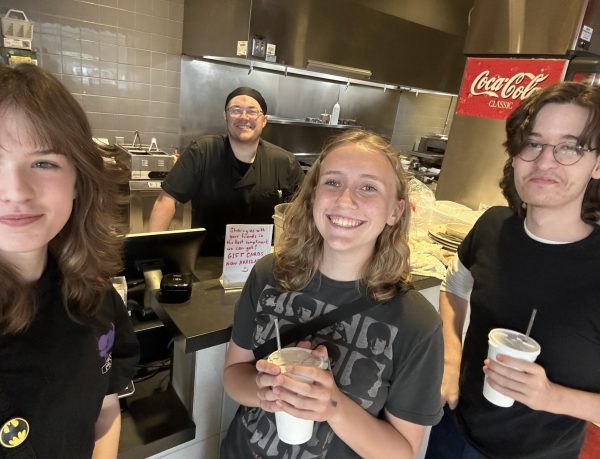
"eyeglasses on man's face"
226,106,264,119
517,141,597,166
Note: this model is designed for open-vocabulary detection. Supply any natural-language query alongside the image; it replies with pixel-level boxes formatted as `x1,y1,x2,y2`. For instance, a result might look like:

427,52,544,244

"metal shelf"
267,116,361,129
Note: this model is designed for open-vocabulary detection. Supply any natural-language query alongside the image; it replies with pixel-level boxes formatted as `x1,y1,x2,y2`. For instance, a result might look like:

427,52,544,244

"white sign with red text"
220,224,273,289
456,58,568,120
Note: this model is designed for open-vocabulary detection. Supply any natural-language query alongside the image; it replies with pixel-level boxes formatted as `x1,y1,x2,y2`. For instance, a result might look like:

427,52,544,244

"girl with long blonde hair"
221,130,443,458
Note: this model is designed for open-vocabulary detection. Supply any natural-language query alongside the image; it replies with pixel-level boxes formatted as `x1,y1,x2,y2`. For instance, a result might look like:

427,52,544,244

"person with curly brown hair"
0,64,139,459
426,82,600,459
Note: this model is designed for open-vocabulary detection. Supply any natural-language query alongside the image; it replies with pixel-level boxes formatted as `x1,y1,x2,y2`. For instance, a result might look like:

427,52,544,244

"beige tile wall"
0,0,184,149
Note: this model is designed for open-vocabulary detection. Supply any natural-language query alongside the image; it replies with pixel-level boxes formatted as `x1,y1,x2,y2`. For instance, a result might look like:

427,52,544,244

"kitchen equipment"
1,9,33,50
115,131,174,180
116,133,191,233
417,134,448,154
409,134,447,169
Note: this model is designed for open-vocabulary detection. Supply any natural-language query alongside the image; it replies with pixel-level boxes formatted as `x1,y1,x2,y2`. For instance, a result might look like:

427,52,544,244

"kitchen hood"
183,0,473,94
305,60,372,80
463,0,600,56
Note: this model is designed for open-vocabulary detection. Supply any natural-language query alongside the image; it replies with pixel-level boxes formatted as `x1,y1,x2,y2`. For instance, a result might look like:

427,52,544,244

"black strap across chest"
253,295,383,360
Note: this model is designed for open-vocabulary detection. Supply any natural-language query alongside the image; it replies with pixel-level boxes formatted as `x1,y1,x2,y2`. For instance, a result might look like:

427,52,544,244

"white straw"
274,318,282,351
525,308,538,337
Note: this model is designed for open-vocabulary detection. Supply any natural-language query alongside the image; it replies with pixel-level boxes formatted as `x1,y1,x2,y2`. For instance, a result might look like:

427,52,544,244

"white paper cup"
483,328,541,407
267,347,327,444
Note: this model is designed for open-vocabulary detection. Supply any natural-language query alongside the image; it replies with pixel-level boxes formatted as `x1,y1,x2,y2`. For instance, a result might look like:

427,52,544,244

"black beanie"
224,87,267,114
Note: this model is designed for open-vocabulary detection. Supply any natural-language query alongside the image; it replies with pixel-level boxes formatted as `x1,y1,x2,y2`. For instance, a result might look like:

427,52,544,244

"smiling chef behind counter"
148,87,304,256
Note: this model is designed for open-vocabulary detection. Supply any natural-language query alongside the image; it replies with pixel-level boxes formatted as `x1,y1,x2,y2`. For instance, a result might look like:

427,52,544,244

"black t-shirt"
455,206,600,459
162,135,304,256
221,254,443,458
0,259,139,459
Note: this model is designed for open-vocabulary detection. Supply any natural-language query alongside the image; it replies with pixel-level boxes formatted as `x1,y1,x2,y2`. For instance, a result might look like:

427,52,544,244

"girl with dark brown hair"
0,64,138,458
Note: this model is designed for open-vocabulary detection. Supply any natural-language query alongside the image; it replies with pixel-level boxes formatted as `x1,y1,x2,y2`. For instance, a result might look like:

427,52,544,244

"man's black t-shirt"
0,259,139,458
162,136,304,256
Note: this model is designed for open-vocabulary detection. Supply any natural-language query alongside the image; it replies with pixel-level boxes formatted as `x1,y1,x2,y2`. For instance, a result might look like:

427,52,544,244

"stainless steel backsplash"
179,57,401,151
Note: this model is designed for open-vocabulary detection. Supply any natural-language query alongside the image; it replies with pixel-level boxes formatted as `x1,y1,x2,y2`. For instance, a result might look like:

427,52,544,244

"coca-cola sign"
456,58,567,120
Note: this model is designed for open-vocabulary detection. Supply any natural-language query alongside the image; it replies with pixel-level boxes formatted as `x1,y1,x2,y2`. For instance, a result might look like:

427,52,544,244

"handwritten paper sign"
220,224,273,289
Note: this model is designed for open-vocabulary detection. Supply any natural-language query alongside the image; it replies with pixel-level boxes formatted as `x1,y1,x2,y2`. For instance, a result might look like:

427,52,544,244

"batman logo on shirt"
0,417,30,448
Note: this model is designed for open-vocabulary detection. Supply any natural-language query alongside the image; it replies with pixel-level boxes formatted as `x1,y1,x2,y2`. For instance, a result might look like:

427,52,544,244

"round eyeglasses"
226,106,263,119
517,141,597,166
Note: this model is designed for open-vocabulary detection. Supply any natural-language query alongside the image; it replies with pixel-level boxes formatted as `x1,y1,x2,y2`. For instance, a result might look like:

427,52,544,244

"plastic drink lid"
488,328,540,353
268,348,328,369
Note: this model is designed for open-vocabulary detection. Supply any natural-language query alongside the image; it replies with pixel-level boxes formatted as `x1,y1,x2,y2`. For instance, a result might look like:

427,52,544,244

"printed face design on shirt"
224,95,267,145
245,285,400,456
258,288,285,313
346,356,380,391
98,323,115,374
366,321,391,356
290,294,318,321
512,102,600,217
0,108,77,268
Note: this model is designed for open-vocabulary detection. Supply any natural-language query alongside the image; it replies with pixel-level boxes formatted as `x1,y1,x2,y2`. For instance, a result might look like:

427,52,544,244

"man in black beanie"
149,87,303,255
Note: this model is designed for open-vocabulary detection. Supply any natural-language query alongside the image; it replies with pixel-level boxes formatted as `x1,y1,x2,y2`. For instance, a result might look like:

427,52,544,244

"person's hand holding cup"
483,328,541,407
256,346,329,444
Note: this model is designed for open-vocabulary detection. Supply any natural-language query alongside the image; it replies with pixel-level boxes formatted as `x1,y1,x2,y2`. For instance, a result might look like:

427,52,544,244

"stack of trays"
428,224,467,252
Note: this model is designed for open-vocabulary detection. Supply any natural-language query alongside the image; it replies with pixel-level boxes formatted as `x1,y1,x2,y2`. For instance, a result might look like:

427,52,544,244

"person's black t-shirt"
0,258,139,458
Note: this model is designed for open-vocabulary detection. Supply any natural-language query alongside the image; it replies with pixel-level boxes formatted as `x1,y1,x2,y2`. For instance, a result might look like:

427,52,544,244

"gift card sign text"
221,224,273,289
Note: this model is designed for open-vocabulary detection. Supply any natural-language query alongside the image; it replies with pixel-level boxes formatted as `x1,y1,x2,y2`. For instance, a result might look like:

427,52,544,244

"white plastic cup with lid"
267,347,328,444
483,328,541,407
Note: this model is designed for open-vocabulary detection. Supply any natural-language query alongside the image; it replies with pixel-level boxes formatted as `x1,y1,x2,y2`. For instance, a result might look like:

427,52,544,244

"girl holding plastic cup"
221,130,443,458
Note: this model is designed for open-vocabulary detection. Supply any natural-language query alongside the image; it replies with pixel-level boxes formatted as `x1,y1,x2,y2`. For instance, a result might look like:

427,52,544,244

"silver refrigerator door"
464,0,596,56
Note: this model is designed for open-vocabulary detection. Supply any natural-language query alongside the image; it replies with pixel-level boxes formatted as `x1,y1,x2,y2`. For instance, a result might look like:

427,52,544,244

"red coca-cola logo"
456,58,567,120
470,71,549,100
